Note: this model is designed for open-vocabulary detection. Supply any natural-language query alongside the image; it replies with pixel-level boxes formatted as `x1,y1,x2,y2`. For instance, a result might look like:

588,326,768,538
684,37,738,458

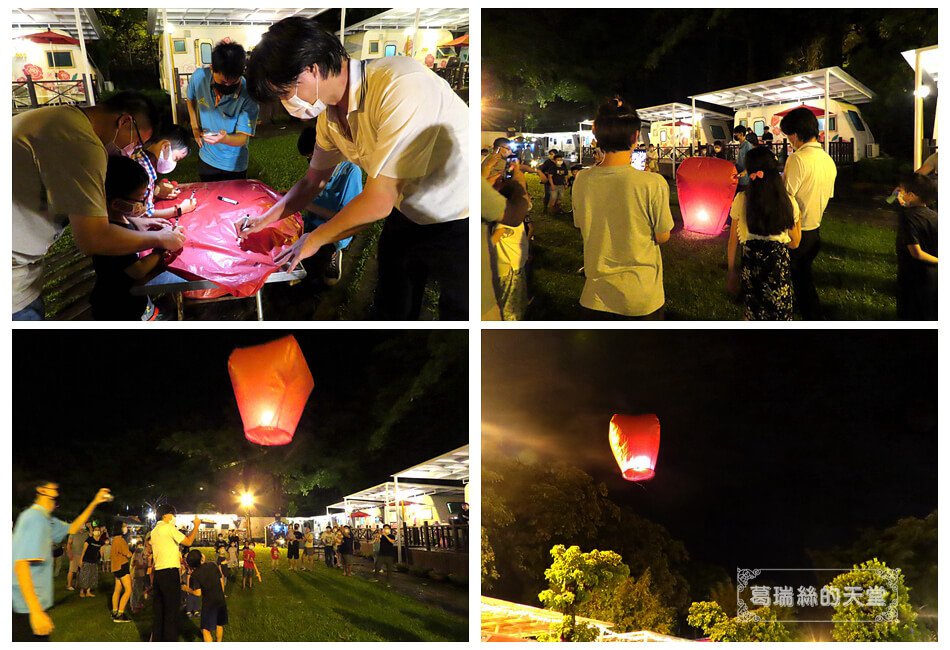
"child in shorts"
182,550,228,642
242,544,257,589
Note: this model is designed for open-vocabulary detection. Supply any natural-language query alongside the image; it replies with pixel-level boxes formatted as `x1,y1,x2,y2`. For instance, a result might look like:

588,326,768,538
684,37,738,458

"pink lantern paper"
228,335,314,446
609,414,660,481
676,157,738,235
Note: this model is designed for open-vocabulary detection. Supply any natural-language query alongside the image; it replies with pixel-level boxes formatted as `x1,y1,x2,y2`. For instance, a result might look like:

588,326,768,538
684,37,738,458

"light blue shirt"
736,139,753,187
186,66,259,172
304,161,363,250
12,505,69,613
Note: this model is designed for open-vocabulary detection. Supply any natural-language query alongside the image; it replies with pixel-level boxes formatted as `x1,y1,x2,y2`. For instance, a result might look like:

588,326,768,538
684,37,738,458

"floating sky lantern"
228,335,314,446
675,157,738,235
609,414,660,481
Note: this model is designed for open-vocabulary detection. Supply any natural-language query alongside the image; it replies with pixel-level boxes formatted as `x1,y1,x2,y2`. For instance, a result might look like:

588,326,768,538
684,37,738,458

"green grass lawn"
47,547,466,642
523,174,898,320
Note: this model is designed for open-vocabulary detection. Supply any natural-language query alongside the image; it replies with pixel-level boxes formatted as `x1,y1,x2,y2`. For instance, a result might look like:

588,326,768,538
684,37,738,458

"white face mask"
281,69,326,120
155,145,177,174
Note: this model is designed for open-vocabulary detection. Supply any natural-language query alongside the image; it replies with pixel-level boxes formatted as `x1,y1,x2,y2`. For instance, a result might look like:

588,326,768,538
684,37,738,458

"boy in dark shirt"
91,157,177,320
546,155,571,213
895,173,938,320
182,550,228,642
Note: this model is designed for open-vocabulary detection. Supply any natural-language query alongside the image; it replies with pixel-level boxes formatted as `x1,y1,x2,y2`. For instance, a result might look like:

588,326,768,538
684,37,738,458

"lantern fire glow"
609,414,660,481
675,157,738,235
228,335,314,446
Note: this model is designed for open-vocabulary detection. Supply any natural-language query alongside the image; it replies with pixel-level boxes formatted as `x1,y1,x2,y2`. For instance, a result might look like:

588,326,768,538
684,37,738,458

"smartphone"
504,154,519,180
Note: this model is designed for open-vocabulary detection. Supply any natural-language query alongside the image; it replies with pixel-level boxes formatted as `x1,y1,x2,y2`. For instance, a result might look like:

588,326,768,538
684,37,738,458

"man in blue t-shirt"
186,40,260,181
296,126,364,285
733,125,753,191
13,482,112,640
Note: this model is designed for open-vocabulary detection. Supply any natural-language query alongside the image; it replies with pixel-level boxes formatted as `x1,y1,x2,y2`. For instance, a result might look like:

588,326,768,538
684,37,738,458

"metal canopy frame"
635,102,733,123
12,8,103,40
901,45,938,169
689,66,875,109
343,7,469,33
148,8,330,32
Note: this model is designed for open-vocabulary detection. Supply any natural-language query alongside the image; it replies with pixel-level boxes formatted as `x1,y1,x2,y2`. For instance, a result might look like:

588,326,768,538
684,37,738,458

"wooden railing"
401,522,469,553
12,77,94,112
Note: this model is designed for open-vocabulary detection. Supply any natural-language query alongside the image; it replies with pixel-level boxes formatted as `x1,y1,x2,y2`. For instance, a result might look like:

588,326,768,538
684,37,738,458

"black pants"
12,611,49,641
151,567,181,642
324,546,335,568
790,228,822,319
371,209,469,320
198,157,248,183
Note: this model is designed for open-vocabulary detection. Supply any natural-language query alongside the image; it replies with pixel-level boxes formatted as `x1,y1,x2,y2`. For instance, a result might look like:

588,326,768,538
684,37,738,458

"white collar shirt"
783,141,837,231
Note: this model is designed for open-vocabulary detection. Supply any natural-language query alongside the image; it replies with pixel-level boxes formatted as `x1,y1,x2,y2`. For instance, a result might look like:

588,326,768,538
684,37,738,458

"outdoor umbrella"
441,33,469,46
18,29,79,45
772,104,832,117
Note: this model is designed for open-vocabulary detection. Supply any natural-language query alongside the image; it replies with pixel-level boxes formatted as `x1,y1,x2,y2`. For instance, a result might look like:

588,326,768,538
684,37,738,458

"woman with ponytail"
727,147,802,319
572,98,674,319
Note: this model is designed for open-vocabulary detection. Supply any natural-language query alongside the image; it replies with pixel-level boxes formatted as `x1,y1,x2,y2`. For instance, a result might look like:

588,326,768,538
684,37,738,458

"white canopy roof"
902,45,938,88
393,444,469,482
635,102,733,123
11,8,103,40
690,66,875,109
344,8,469,33
148,8,330,32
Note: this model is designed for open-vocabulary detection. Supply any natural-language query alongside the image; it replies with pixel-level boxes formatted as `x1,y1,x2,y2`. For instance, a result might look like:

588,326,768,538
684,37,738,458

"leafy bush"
448,573,468,590
409,565,431,578
428,570,447,582
853,157,913,184
395,563,409,573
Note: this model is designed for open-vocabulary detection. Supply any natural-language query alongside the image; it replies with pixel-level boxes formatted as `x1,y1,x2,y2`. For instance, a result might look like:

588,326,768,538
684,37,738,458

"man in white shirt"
150,505,199,641
243,17,469,320
780,107,837,320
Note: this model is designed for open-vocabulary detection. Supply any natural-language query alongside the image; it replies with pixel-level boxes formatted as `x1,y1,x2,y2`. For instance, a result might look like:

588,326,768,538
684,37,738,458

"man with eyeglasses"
13,482,112,640
186,39,260,182
243,17,469,320
12,90,186,320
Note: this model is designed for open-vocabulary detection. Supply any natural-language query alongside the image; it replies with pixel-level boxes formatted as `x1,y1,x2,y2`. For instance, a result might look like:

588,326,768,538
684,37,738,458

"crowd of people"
13,482,427,642
481,101,937,321
12,16,469,321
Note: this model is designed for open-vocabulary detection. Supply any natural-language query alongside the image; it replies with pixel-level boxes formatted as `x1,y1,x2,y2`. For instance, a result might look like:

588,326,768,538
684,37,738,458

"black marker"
218,196,238,205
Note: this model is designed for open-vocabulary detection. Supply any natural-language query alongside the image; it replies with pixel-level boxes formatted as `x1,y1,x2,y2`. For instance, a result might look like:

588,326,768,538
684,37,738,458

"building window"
384,44,397,57
753,119,765,136
197,40,213,66
369,41,379,54
46,51,74,68
710,124,726,140
829,116,837,132
172,39,186,53
738,119,748,128
659,130,668,143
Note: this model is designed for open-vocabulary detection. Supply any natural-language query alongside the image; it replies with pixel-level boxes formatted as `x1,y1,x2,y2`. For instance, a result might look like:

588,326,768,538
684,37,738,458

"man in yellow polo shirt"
150,505,200,641
243,17,469,320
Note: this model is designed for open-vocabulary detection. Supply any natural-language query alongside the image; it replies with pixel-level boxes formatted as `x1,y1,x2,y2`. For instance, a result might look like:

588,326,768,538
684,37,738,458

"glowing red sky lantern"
675,156,738,235
609,414,660,481
228,335,314,446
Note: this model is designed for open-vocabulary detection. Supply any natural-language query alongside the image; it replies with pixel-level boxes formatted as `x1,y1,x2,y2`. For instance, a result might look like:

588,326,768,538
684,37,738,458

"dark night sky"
13,330,467,518
482,330,936,572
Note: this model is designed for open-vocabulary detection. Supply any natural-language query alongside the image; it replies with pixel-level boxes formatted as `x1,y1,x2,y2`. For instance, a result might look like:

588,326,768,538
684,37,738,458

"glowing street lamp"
239,492,255,544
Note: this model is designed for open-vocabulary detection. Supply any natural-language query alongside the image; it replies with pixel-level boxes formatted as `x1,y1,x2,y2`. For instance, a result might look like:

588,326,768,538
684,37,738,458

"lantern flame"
609,414,661,482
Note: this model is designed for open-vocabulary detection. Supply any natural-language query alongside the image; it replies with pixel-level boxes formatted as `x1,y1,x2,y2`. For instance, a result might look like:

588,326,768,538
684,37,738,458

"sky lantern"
609,414,660,481
228,335,314,446
675,157,738,235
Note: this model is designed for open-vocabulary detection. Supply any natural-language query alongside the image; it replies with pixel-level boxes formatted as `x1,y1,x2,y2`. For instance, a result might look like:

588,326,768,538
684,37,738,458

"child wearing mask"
90,156,184,320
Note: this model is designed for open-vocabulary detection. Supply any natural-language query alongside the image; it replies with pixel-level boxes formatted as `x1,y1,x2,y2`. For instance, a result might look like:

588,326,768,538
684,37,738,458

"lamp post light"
240,492,255,545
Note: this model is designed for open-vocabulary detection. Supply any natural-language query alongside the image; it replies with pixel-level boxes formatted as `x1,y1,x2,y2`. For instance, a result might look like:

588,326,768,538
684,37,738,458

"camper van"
636,104,734,152
344,28,464,66
158,24,269,101
733,99,878,161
